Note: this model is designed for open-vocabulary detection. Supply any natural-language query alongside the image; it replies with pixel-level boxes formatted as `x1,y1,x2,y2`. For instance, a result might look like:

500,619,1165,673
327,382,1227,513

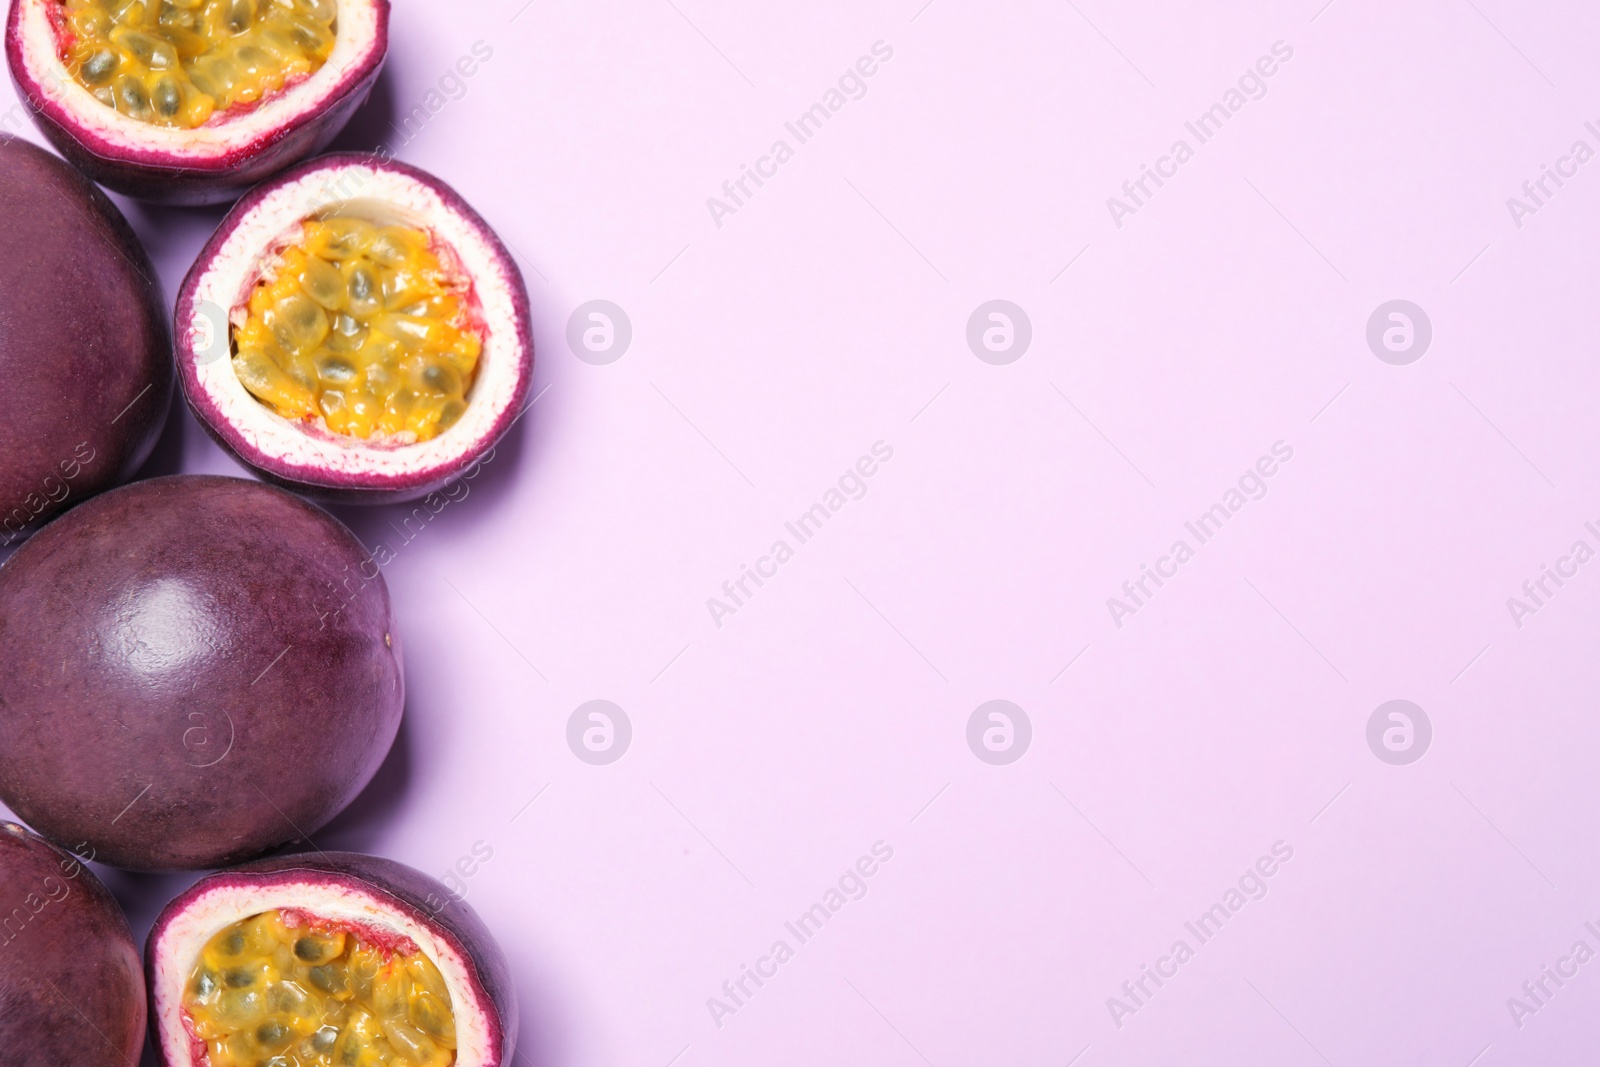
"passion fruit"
0,474,404,871
0,134,170,544
176,153,534,503
5,0,389,204
0,821,146,1066
148,851,518,1067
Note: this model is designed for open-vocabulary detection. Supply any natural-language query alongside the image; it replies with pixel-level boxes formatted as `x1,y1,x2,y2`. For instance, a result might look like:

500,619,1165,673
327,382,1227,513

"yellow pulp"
60,0,336,128
183,909,457,1067
232,218,483,442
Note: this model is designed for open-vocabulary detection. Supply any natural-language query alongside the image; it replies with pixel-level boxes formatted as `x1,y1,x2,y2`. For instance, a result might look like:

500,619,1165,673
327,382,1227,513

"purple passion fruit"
148,852,518,1067
0,821,146,1067
177,153,533,503
0,474,404,871
0,135,170,543
5,0,389,205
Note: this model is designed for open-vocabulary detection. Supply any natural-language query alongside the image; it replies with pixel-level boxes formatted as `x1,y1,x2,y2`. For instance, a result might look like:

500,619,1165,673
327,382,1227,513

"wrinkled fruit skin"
0,821,146,1067
149,851,519,1067
0,475,404,871
0,136,171,542
4,0,390,205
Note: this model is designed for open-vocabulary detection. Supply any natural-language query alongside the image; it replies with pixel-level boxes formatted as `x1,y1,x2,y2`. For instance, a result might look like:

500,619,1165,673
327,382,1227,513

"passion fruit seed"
185,909,456,1067
60,0,337,129
232,218,482,442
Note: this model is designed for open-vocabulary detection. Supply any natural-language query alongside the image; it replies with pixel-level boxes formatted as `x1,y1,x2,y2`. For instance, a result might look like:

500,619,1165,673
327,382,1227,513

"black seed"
224,968,256,988
193,970,218,998
294,936,325,961
117,80,147,112
256,1020,289,1047
154,79,180,116
82,51,117,84
223,930,246,955
307,964,344,993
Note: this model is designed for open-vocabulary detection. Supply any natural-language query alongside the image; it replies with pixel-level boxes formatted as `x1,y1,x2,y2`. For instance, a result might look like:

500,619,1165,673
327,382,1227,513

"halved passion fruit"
177,153,533,503
5,0,389,204
148,852,517,1067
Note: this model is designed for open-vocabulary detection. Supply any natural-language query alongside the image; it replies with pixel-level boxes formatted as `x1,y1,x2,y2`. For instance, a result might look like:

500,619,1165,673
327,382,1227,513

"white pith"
185,163,522,480
15,0,379,159
150,879,493,1067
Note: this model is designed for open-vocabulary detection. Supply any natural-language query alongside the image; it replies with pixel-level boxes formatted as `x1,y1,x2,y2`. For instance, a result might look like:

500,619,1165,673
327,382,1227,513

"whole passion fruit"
0,135,170,544
5,0,389,204
148,851,518,1067
0,821,146,1067
176,153,534,503
0,474,404,871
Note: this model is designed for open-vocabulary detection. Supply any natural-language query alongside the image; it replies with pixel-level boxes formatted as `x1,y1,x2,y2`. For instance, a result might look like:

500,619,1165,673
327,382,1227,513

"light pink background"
6,0,1600,1063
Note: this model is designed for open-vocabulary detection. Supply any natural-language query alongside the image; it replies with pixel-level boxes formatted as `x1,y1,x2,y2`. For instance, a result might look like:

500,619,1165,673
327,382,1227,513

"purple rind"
147,851,518,1067
175,152,534,504
0,135,171,541
0,822,146,1067
4,0,390,206
0,474,405,871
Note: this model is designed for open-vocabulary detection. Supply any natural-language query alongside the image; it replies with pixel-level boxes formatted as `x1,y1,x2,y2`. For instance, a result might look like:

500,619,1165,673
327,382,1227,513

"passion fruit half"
5,0,389,204
177,153,534,503
0,821,146,1067
0,134,170,543
0,474,404,871
148,851,518,1067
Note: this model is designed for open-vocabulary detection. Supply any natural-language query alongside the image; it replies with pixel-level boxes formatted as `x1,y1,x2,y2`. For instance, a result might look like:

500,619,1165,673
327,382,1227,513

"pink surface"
5,1,1600,1064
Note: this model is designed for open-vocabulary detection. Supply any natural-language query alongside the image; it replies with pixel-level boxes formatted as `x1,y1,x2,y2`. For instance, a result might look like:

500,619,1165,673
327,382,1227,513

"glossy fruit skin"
0,475,404,871
0,135,171,544
148,851,518,1067
0,821,146,1067
4,0,390,205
